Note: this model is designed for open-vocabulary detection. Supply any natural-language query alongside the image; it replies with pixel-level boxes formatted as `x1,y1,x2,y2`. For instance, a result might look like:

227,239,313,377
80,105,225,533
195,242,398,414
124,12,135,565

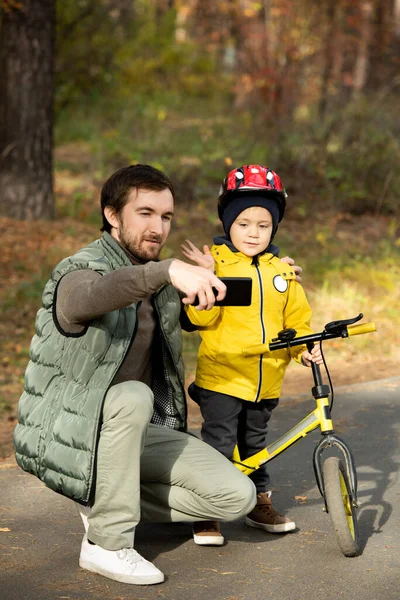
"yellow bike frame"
233,318,376,504
232,395,332,475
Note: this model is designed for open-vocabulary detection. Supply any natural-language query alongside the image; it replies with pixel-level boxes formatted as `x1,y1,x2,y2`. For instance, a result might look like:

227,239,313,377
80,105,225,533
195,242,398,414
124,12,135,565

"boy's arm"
282,280,313,363
184,304,221,328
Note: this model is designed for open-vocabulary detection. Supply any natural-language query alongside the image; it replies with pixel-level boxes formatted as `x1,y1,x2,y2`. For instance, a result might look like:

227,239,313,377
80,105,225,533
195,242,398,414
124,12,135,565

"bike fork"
313,433,359,511
307,346,358,511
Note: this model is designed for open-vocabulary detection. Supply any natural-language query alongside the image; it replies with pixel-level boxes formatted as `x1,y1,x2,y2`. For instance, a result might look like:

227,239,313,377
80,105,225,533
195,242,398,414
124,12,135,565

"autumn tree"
0,0,55,220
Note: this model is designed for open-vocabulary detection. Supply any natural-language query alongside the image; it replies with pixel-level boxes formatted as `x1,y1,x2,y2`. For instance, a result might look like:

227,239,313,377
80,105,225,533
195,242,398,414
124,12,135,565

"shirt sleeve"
56,259,174,330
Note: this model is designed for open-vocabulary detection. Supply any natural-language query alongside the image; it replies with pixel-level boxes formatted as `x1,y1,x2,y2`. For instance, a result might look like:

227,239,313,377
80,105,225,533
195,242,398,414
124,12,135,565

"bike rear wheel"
323,456,359,557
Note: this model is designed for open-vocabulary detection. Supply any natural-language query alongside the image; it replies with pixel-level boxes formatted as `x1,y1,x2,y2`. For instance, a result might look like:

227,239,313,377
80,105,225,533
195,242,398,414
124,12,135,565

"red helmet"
218,165,287,221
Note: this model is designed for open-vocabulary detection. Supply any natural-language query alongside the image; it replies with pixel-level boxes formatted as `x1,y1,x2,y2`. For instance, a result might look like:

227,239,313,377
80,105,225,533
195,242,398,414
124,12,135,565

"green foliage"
55,3,226,116
1,274,48,310
54,2,399,218
56,95,400,217
274,98,400,216
320,100,400,214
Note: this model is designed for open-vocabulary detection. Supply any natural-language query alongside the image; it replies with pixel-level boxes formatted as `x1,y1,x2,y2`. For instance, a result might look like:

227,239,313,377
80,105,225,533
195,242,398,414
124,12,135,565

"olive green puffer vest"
13,233,186,502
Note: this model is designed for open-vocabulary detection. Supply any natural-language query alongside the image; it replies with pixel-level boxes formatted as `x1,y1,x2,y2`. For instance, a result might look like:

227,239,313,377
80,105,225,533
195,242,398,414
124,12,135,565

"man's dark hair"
100,164,175,232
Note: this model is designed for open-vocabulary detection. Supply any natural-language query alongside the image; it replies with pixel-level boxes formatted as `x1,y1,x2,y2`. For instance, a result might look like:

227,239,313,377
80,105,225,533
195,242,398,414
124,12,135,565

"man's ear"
104,206,119,230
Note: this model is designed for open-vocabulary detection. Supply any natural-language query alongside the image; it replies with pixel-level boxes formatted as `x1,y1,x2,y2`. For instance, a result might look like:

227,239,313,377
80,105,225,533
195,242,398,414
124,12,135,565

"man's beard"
119,228,163,263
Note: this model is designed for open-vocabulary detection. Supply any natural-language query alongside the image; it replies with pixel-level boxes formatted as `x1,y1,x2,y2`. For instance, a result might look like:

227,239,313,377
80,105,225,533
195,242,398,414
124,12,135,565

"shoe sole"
244,516,296,533
79,559,164,585
193,534,225,546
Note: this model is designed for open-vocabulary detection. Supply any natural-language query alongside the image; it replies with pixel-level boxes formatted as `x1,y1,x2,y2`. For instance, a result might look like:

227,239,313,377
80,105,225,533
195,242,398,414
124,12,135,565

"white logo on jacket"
273,275,288,292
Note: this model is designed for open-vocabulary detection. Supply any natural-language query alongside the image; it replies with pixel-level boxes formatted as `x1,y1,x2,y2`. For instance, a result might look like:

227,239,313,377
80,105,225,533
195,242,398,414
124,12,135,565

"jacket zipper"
253,258,265,402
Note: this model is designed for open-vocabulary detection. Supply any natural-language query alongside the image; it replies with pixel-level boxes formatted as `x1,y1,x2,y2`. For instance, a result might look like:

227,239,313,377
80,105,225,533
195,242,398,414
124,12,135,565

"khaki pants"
87,381,257,550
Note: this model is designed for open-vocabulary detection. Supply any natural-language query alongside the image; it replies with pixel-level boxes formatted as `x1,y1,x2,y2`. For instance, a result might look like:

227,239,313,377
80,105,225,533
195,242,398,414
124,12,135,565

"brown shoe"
245,492,296,533
193,521,224,546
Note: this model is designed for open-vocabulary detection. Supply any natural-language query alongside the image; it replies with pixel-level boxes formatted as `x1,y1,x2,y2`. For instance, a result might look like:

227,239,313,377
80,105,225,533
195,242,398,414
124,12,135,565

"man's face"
107,188,174,262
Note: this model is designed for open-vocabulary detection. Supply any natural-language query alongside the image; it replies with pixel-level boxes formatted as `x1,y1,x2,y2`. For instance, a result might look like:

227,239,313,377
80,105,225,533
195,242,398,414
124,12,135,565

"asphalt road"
1,377,399,600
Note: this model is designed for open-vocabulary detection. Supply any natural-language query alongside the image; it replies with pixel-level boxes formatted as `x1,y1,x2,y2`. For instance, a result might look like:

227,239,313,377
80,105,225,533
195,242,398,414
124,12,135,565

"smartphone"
192,277,252,306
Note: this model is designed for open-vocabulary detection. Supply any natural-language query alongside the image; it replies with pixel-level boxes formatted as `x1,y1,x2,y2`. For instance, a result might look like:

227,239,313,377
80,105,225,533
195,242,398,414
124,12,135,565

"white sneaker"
75,502,90,532
79,536,164,585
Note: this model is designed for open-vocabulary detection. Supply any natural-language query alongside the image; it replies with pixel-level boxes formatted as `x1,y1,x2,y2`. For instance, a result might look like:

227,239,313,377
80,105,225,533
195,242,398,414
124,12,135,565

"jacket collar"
99,232,133,267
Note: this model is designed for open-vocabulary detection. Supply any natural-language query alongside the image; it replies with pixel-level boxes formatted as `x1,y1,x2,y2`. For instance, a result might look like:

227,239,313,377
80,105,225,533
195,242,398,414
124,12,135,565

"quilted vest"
13,233,186,502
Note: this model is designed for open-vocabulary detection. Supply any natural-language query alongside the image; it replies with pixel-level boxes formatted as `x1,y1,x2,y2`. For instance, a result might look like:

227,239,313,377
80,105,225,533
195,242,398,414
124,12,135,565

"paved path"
1,377,399,600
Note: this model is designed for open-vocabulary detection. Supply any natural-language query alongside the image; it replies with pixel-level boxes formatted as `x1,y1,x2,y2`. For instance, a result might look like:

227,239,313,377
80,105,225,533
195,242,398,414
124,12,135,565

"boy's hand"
169,259,226,310
281,256,302,283
301,345,323,367
181,239,215,272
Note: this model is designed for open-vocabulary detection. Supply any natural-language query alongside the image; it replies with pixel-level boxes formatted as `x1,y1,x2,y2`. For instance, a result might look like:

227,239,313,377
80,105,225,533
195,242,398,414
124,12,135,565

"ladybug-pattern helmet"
218,165,287,222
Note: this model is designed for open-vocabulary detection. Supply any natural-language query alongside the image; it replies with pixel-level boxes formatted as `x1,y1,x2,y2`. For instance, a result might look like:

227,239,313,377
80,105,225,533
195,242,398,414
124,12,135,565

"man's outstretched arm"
56,259,227,332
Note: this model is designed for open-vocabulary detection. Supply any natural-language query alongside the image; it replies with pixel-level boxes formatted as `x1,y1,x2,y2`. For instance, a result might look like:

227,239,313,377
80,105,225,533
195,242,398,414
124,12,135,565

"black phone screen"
192,277,252,306
215,277,252,306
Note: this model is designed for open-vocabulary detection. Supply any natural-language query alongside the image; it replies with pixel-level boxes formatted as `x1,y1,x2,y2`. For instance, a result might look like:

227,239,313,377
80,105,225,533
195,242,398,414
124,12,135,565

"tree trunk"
0,0,55,220
396,0,400,36
392,0,400,70
352,1,374,99
318,0,339,119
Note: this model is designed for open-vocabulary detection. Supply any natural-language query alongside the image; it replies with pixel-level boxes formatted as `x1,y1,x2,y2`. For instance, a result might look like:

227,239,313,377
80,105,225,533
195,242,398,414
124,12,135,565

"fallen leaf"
0,527,11,532
196,567,236,575
294,495,308,503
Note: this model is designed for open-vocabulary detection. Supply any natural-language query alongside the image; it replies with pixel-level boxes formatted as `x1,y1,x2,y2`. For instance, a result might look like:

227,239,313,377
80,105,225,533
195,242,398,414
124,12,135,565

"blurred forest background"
0,0,399,456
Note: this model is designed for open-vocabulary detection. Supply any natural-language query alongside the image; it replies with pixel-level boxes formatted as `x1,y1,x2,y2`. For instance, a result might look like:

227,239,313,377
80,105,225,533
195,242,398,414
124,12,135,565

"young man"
14,164,300,586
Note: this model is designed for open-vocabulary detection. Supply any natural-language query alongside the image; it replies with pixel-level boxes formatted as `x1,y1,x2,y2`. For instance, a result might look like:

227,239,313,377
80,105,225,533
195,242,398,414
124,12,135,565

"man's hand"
181,239,215,272
169,259,226,310
281,256,302,283
301,345,323,367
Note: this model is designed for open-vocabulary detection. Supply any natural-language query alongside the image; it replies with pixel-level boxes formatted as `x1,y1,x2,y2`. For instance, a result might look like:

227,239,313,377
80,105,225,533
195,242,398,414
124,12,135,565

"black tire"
323,456,359,557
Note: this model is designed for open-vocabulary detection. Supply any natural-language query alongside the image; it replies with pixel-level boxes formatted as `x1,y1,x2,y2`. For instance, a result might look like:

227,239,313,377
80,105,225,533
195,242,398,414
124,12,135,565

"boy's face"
230,206,273,257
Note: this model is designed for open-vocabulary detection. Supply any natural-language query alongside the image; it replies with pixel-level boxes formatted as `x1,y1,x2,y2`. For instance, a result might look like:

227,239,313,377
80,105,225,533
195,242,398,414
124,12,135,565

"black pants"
189,383,279,493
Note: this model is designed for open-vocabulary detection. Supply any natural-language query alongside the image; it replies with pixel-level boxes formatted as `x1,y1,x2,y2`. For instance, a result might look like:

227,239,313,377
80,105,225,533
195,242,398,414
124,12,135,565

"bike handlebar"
242,318,376,357
347,322,376,337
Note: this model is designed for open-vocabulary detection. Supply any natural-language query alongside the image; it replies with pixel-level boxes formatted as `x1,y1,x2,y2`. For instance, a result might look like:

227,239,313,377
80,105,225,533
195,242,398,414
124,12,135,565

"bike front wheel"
323,456,360,557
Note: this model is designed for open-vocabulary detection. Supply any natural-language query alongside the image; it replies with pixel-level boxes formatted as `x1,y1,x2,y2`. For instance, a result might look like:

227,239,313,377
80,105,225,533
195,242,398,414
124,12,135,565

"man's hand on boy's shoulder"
280,256,302,284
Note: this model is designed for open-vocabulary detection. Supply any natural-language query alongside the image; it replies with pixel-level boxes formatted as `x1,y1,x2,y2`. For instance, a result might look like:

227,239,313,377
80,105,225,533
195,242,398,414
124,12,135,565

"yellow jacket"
185,242,313,402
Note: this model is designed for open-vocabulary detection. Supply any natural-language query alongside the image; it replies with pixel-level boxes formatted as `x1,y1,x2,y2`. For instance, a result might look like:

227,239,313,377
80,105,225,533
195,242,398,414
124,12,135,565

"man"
14,164,300,586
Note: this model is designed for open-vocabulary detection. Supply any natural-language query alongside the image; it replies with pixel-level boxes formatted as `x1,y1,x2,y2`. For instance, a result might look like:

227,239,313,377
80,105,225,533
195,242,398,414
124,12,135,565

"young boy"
182,164,322,546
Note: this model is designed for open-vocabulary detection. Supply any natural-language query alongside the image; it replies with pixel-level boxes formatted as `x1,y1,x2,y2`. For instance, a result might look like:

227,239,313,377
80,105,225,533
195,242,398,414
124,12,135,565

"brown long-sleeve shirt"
56,249,174,387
